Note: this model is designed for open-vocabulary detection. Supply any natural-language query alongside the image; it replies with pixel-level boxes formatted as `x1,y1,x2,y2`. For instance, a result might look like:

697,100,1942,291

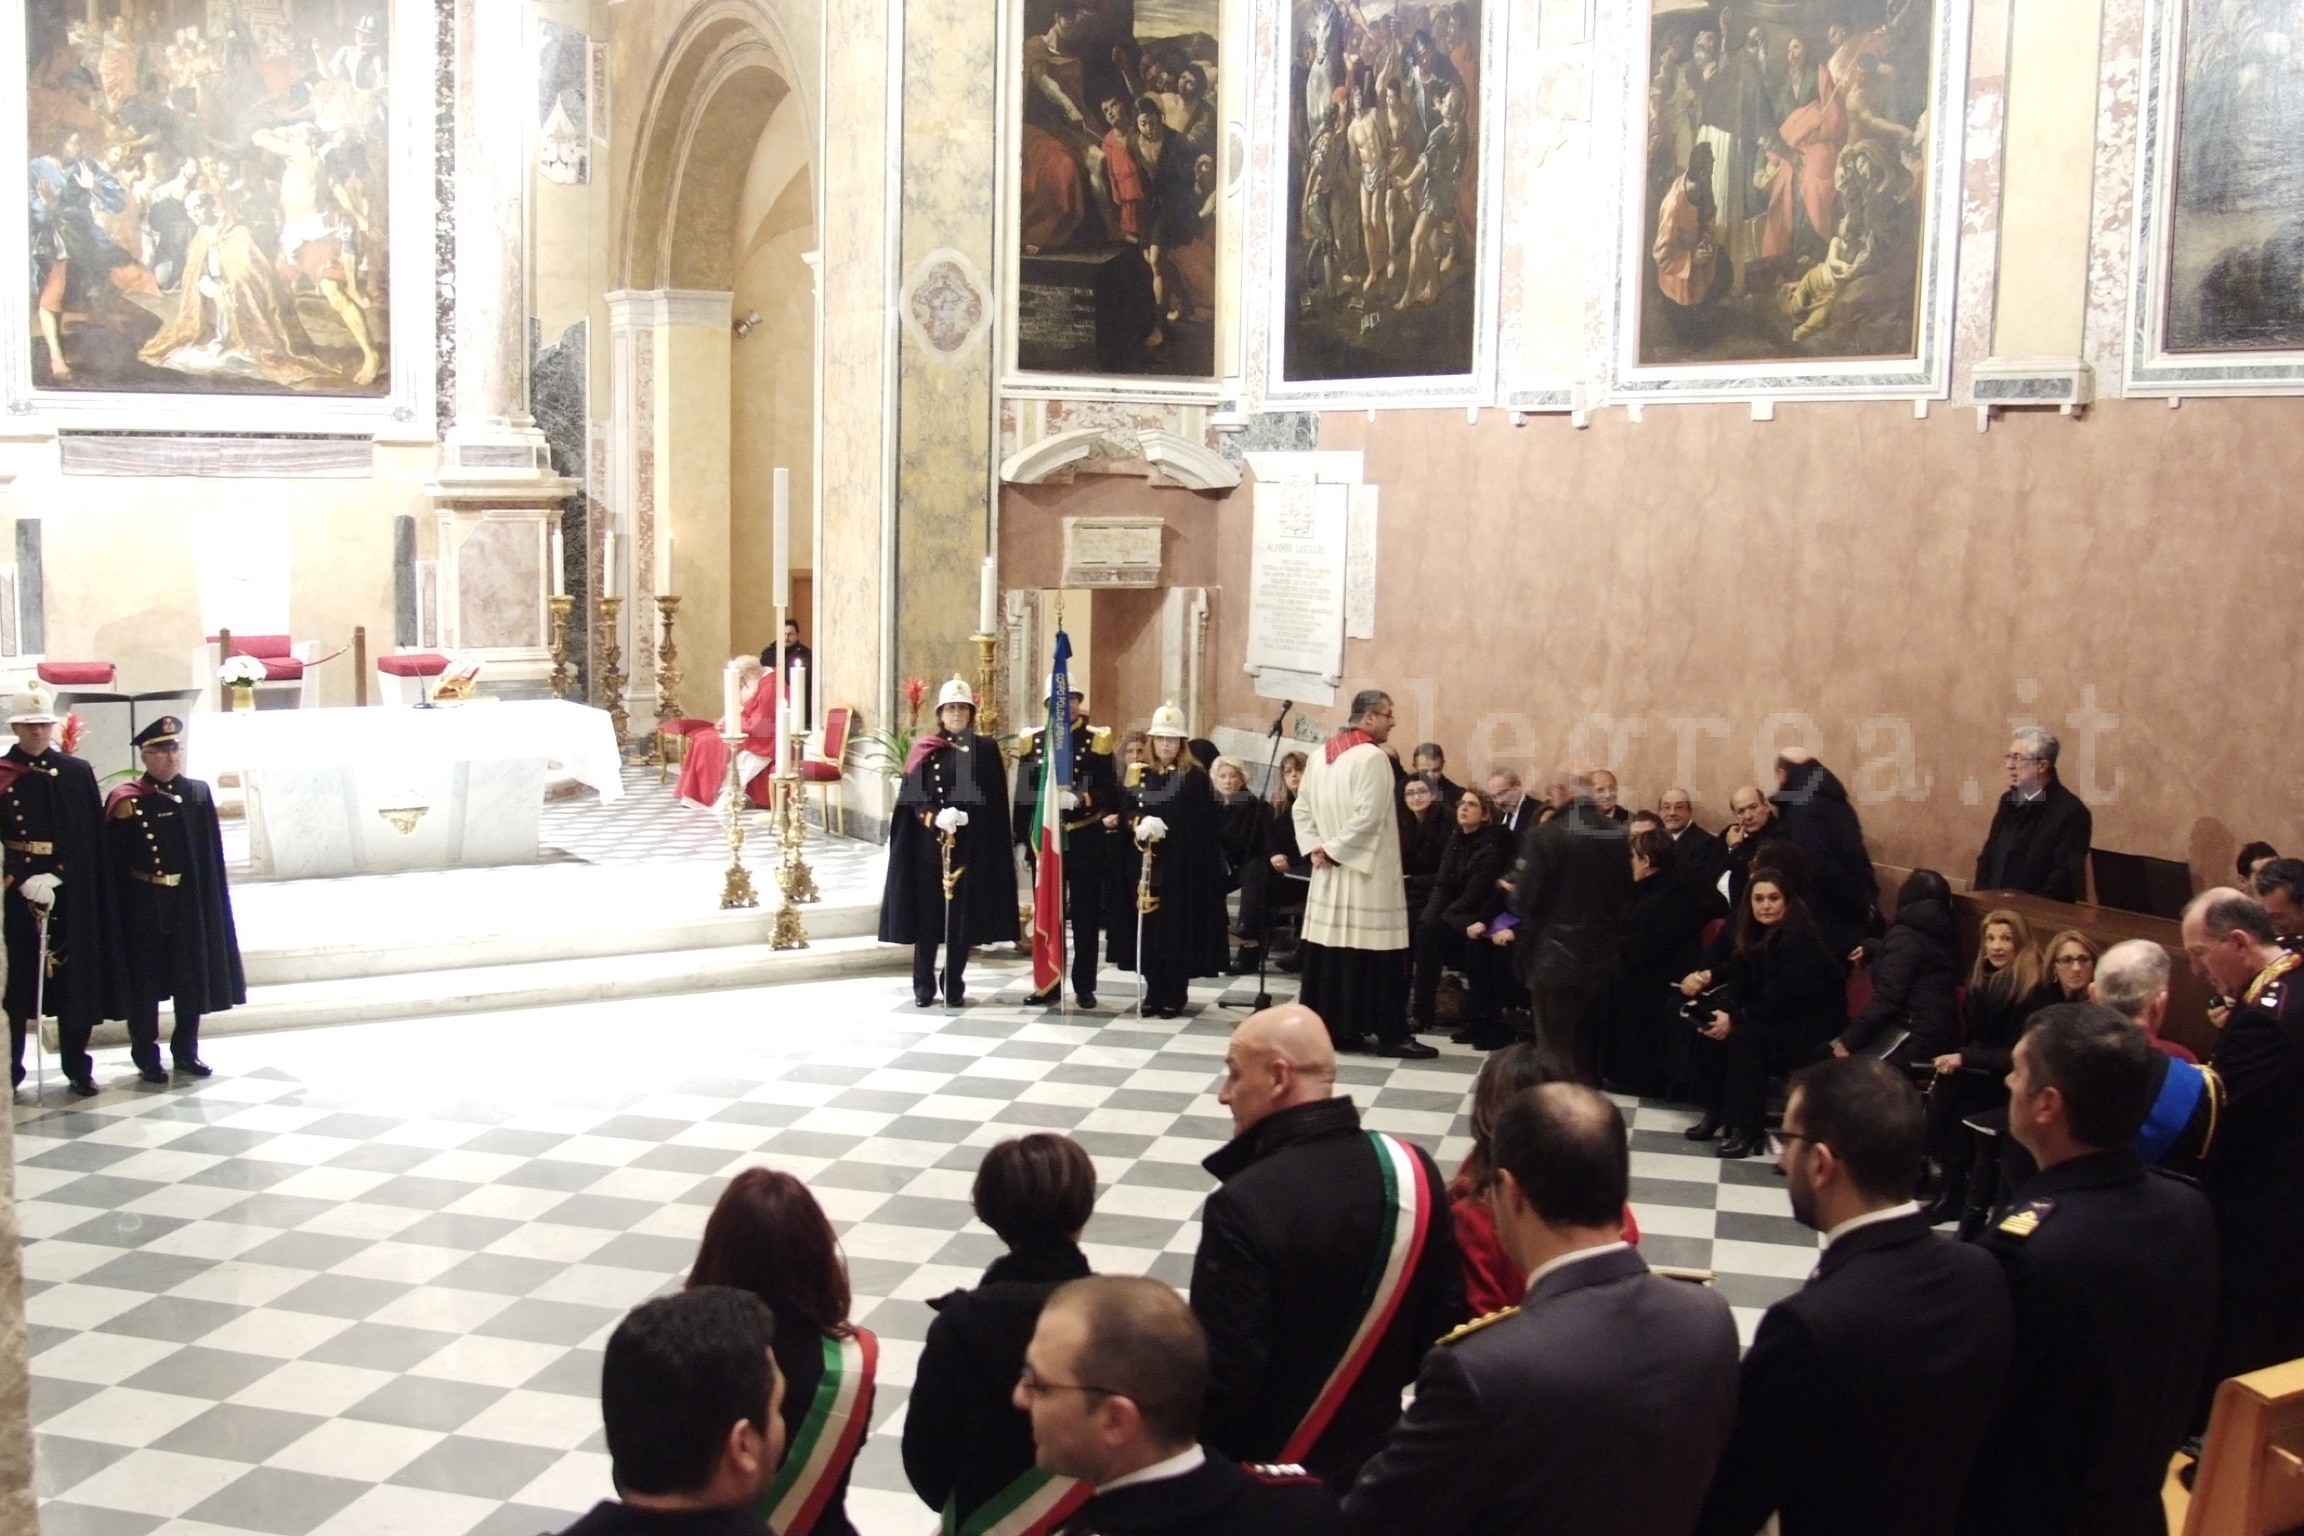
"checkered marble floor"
13,960,1821,1536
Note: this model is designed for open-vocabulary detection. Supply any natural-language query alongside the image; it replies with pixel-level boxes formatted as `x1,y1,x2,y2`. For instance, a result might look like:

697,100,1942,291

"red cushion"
208,634,294,659
377,653,450,678
799,761,843,783
258,659,304,681
37,662,114,686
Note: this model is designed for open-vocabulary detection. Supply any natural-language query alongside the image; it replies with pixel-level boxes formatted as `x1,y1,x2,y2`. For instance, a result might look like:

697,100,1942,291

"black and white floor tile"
14,962,1821,1536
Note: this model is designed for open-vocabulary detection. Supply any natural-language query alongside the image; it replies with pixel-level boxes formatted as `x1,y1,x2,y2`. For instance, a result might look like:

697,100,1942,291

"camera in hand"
1677,984,1729,1030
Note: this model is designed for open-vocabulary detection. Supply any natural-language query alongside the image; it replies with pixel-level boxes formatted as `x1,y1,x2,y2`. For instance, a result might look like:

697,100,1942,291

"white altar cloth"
186,702,624,879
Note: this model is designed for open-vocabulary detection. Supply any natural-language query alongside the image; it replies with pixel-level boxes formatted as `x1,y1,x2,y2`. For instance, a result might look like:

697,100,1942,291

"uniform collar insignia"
2243,950,2301,1006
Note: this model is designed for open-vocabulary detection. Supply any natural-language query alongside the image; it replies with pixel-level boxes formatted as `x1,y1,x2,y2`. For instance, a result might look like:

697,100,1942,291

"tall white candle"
776,692,792,778
772,468,791,608
792,659,808,730
603,530,617,596
979,556,997,634
666,536,676,593
550,528,564,597
723,661,741,733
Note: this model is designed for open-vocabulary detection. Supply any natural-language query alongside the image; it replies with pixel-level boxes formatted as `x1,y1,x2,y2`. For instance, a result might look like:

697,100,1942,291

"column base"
436,423,571,487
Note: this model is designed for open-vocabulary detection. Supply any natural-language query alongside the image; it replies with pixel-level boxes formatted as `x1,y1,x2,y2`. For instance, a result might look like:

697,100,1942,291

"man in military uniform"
2179,889,2304,1422
105,717,242,1083
1014,1275,1340,1536
878,678,1017,1008
1014,677,1119,1009
1,686,123,1097
1956,1004,2218,1536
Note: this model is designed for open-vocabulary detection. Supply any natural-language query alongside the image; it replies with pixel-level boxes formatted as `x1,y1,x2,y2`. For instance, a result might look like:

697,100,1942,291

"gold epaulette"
1439,1306,1518,1345
1016,726,1044,754
109,798,137,820
1996,1198,2055,1239
1088,725,1114,754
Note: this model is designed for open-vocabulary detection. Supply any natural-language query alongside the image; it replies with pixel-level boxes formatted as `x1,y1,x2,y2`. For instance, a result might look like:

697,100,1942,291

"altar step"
76,927,909,1048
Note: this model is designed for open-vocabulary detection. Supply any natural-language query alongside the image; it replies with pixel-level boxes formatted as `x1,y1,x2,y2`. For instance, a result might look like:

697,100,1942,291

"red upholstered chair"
1845,957,1874,1022
1700,915,1726,953
37,662,116,687
374,651,450,707
195,633,323,709
799,706,852,836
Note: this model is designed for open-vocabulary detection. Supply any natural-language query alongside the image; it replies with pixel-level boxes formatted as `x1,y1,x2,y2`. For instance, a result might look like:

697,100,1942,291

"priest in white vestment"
1290,690,1437,1058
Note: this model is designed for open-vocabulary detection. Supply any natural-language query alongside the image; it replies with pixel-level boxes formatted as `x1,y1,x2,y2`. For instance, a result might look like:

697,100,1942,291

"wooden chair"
2166,1356,2304,1536
799,706,852,836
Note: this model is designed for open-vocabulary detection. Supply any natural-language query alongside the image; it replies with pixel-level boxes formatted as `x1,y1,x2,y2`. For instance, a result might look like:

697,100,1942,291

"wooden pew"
2163,1356,2304,1535
1954,890,2220,1061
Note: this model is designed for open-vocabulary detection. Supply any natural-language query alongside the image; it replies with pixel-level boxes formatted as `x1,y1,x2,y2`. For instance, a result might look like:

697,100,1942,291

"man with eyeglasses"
1694,1058,2010,1536
1015,1276,1340,1536
105,716,242,1083
1972,726,2092,903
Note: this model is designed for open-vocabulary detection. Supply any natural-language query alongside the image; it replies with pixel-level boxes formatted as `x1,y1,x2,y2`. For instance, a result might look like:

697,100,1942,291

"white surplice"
1292,739,1408,952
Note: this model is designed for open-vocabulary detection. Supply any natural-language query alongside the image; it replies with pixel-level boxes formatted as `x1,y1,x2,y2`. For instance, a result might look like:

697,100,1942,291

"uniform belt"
131,870,182,888
5,840,53,856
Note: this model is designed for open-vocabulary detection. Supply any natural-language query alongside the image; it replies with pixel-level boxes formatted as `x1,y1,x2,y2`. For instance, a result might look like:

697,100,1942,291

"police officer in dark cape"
880,676,1017,1007
1013,674,1120,1009
2,685,126,1097
105,716,243,1083
1108,705,1231,1019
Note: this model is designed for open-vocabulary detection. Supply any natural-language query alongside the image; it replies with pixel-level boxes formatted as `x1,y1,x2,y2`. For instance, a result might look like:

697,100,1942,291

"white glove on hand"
933,807,969,833
1058,789,1080,811
1135,816,1169,844
18,873,60,908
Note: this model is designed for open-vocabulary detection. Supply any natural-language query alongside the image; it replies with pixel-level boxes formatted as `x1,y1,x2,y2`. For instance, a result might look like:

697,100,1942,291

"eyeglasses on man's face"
1766,1128,1813,1153
1016,1363,1118,1401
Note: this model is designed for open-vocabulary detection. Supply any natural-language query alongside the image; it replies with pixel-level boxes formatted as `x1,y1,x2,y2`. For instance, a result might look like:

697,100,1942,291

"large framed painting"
4,0,435,431
1002,0,1227,398
2125,0,2304,394
1264,0,1504,408
1610,0,1969,404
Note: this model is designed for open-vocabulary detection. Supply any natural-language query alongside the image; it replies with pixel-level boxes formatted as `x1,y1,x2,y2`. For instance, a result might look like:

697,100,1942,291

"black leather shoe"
174,1059,212,1078
66,1075,98,1098
1717,1134,1762,1159
136,1063,168,1085
914,994,937,1008
1373,1038,1440,1060
1025,984,1061,1008
945,996,973,1009
1683,1115,1723,1142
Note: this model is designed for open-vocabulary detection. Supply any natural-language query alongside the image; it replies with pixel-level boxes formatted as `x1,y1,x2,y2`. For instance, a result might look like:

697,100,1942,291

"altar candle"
603,530,617,595
978,556,997,635
792,659,807,729
550,529,564,597
777,692,792,778
723,661,741,733
771,468,791,608
666,536,676,593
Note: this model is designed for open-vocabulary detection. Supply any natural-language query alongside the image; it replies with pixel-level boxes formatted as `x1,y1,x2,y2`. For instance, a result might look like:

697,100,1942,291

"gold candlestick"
547,595,574,700
720,733,759,911
650,594,682,775
779,748,821,906
596,596,630,748
972,631,1001,738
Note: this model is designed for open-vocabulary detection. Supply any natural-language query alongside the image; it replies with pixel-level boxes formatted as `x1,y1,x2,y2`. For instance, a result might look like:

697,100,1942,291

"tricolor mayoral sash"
1281,1131,1436,1463
761,1329,878,1536
941,1469,1091,1536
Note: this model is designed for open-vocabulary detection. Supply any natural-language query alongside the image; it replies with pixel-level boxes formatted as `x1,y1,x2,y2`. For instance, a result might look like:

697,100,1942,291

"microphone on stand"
1268,701,1292,739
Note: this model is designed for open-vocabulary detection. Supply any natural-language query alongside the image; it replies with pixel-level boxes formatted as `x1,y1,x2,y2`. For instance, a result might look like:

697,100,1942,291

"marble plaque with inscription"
1246,482,1347,684
1063,516,1164,588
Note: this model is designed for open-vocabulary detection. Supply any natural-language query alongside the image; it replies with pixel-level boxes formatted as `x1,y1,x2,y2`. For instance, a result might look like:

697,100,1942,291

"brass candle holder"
596,596,631,748
547,595,574,700
650,594,682,776
778,734,821,906
972,631,1001,738
719,732,759,912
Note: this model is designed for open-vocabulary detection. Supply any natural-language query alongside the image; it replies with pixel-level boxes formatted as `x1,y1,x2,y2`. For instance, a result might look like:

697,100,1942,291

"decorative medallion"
903,252,990,357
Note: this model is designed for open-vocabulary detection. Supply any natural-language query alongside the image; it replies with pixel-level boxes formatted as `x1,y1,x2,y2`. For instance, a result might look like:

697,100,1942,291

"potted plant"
855,675,928,779
218,654,266,711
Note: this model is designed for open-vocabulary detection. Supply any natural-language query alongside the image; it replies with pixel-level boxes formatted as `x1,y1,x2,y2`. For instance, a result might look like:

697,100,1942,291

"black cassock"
1108,763,1230,1013
107,773,245,1069
2,747,127,1082
879,729,1016,1003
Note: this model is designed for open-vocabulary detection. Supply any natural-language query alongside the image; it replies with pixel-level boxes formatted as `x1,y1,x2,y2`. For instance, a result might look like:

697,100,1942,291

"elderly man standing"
1193,1005,1464,1492
1293,690,1431,1057
1973,727,2093,903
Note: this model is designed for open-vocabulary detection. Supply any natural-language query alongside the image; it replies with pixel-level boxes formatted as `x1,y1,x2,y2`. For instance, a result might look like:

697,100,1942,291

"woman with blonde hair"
1923,908,2055,1226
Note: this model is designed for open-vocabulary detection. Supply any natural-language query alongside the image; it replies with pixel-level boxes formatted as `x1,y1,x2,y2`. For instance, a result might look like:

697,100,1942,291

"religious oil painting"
23,0,393,396
1011,0,1222,381
1275,0,1491,396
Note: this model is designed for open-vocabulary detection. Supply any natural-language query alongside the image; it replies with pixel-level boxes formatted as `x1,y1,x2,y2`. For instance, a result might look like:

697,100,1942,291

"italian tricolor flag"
1030,631,1074,994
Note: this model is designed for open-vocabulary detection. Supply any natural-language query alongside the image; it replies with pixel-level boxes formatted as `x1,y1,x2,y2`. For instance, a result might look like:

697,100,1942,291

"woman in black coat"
1211,755,1272,972
1688,867,1847,1158
1924,908,2055,1223
1409,789,1514,1043
1399,777,1451,921
905,1135,1095,1530
1836,868,1961,1067
1107,710,1230,1017
1608,828,1722,1098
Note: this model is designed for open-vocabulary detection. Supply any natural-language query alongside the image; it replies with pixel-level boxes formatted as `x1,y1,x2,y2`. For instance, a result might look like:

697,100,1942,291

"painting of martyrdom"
2163,0,2304,351
1015,0,1221,379
1636,0,1933,366
1281,0,1482,385
24,0,391,395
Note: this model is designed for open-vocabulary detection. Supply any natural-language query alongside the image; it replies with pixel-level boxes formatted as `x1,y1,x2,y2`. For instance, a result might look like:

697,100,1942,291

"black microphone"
1268,701,1292,738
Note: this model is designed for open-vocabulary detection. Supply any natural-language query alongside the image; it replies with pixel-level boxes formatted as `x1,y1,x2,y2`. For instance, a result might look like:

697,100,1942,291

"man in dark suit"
1769,750,1878,953
1973,727,2093,902
1507,766,1632,1074
1956,1005,2219,1536
1343,1082,1739,1536
1658,787,1722,884
1408,744,1463,812
1194,1005,1465,1491
1696,1058,2012,1536
1016,1277,1342,1536
1486,770,1536,839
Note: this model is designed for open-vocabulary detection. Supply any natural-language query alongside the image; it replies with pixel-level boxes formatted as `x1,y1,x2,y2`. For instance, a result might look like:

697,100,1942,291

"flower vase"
228,684,256,713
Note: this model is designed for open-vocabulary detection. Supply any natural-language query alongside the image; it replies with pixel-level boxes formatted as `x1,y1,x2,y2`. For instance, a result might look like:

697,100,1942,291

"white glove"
934,807,969,833
1058,789,1079,811
18,873,60,908
1135,816,1168,844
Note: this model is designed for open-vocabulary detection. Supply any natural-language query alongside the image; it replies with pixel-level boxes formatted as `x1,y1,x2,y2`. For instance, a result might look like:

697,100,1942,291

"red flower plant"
60,712,83,756
903,676,927,727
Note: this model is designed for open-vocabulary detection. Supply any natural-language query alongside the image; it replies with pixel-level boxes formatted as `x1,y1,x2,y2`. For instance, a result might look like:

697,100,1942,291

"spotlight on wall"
732,309,763,340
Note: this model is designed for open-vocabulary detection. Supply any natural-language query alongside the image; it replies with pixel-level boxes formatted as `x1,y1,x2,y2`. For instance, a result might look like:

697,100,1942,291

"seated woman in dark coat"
688,1170,875,1536
1399,776,1451,921
1607,828,1722,1097
904,1134,1097,1532
1923,907,2053,1227
1836,867,1960,1067
1210,754,1271,973
1408,789,1514,1045
1685,868,1847,1159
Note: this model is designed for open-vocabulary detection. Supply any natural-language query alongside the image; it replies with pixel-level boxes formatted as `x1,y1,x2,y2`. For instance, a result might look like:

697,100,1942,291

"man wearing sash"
1193,1006,1463,1489
1344,1084,1738,1536
1015,1276,1341,1536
